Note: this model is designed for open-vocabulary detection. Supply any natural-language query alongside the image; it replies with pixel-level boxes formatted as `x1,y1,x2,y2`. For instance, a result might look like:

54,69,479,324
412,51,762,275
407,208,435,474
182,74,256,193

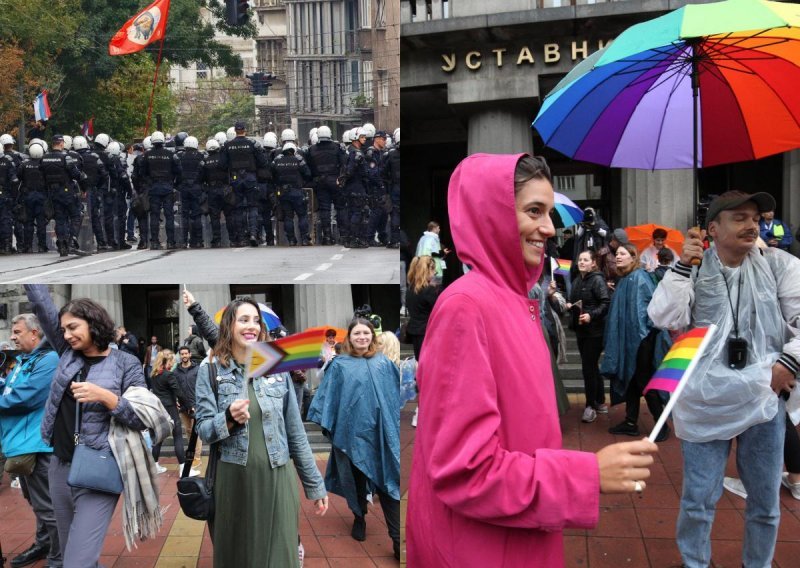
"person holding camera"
649,191,800,568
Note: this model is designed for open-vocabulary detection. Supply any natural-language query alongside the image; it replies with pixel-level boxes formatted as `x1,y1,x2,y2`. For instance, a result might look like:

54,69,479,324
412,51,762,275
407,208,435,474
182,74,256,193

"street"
0,245,399,284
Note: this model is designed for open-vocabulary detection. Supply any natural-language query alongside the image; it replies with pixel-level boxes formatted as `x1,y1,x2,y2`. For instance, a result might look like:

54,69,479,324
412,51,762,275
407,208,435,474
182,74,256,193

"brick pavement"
400,396,800,568
0,456,399,568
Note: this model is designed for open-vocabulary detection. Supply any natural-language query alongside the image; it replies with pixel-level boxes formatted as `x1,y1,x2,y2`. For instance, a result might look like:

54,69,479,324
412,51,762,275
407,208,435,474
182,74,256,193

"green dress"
213,381,300,568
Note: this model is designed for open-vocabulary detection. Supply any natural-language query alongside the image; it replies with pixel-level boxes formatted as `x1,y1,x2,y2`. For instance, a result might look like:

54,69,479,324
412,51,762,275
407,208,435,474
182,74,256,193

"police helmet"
63,135,73,150
281,129,296,143
215,132,227,145
394,128,400,143
206,139,220,152
32,139,48,152
174,132,189,147
361,123,376,139
317,126,332,140
357,127,369,139
72,136,88,151
342,130,352,144
107,141,121,156
95,133,110,148
0,134,14,146
151,131,165,144
310,133,319,145
308,127,318,142
226,127,236,141
282,142,297,154
263,132,278,149
184,136,199,150
28,143,44,159
143,136,153,151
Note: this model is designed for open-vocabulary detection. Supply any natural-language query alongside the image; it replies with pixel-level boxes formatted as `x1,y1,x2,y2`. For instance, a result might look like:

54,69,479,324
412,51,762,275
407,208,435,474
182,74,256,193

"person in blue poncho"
600,243,672,442
307,318,401,560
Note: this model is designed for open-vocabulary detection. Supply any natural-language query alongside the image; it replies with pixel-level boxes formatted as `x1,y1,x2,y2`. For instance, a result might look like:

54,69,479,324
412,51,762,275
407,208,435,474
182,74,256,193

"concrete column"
782,149,800,256
292,285,354,331
619,168,694,231
71,284,124,327
179,285,231,347
467,108,534,156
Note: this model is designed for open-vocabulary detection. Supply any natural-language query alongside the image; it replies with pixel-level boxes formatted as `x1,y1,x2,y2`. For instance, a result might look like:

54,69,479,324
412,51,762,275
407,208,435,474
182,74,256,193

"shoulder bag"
67,371,124,494
176,361,219,521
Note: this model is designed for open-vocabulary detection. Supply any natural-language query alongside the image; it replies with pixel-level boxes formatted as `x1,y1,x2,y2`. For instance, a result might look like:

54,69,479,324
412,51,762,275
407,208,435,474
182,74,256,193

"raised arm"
24,284,69,355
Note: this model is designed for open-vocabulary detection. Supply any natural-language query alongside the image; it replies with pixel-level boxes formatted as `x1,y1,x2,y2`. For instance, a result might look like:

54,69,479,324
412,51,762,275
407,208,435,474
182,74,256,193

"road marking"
330,254,343,260
294,273,313,281
315,263,332,271
4,250,146,284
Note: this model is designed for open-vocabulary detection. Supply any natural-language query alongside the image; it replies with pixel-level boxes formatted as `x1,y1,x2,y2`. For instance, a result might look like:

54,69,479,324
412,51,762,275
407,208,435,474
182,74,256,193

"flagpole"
647,324,718,443
144,37,165,137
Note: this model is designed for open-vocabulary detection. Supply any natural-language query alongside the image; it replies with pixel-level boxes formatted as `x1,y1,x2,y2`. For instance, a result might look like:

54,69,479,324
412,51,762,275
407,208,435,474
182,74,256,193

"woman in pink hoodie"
407,154,659,567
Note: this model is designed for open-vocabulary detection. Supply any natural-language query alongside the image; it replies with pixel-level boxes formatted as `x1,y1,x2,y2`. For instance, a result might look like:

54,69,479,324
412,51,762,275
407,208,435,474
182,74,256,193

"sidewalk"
400,396,800,568
0,455,398,568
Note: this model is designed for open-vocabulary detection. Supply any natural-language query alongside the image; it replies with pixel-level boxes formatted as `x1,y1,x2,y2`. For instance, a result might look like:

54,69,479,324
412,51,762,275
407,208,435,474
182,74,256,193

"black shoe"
287,241,297,247
0,245,13,255
249,236,259,247
117,242,132,250
386,242,400,249
301,239,312,246
369,240,383,247
608,420,640,437
150,243,162,251
654,424,670,443
19,247,32,254
167,242,179,250
69,247,91,257
351,516,366,542
11,542,49,568
352,239,369,249
211,242,222,248
96,243,113,252
321,236,333,245
393,540,400,561
137,241,148,250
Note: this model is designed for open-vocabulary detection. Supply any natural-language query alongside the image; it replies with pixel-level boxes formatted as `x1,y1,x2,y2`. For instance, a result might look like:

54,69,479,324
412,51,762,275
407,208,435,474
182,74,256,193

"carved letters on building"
441,40,612,72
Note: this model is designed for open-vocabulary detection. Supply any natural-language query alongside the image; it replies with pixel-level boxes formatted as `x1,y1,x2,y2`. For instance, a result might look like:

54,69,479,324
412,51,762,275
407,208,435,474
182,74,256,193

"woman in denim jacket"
194,298,328,568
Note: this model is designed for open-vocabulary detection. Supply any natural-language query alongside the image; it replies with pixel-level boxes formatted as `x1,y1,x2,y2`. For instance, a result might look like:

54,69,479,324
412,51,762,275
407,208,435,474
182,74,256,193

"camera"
353,304,373,319
582,208,595,225
727,338,748,370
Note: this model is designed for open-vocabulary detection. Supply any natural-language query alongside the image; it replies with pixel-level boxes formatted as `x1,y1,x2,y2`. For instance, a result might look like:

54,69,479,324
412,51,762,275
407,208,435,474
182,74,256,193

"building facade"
401,0,800,260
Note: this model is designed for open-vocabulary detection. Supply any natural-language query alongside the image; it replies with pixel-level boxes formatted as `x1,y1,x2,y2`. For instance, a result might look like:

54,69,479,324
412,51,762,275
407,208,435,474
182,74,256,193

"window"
379,71,389,107
362,60,373,98
360,0,371,29
196,62,208,80
350,60,360,93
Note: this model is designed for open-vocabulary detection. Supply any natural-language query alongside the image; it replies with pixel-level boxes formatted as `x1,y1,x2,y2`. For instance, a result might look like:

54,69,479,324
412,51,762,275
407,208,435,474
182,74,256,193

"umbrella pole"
691,48,700,227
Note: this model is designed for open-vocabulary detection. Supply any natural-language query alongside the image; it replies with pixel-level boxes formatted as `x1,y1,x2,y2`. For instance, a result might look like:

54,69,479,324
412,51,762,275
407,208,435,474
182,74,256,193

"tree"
174,76,254,140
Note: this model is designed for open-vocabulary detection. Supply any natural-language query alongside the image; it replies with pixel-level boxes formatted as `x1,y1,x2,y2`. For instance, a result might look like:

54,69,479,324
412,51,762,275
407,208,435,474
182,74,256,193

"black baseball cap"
706,190,776,223
374,131,387,139
234,120,246,130
52,134,64,143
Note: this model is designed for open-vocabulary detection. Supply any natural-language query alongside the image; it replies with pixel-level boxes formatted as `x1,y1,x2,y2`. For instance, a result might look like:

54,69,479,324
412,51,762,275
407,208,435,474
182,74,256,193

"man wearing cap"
224,121,270,247
649,190,800,568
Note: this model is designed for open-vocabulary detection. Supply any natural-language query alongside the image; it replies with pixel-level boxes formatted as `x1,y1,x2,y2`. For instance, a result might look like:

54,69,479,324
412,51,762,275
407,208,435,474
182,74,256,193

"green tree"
174,76,254,140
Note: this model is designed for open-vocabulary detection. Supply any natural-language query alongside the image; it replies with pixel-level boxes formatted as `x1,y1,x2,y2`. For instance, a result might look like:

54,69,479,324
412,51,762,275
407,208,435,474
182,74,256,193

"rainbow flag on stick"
245,341,286,379
270,328,328,374
644,325,718,443
554,258,572,276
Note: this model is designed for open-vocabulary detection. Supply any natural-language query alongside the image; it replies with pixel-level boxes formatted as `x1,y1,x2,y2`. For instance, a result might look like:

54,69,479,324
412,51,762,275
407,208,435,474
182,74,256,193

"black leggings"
786,415,800,475
152,405,185,464
576,335,605,407
625,330,665,425
351,461,400,545
409,333,425,361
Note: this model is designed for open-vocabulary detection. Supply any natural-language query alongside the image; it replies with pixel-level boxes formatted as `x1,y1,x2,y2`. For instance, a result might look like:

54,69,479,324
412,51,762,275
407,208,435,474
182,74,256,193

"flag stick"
144,37,165,137
647,324,718,443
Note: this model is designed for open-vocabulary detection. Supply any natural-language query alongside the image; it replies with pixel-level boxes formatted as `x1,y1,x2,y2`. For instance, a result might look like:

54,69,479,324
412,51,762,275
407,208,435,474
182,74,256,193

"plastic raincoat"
407,154,600,567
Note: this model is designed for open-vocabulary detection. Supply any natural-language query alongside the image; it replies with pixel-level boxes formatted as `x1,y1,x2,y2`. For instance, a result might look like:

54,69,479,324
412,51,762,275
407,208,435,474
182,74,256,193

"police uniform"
0,152,19,254
131,153,151,249
142,144,181,249
271,149,313,246
200,148,229,247
111,152,133,249
40,150,86,256
17,156,47,253
66,148,86,250
365,142,388,245
4,149,25,253
384,143,400,247
307,139,346,245
225,134,269,246
256,145,275,245
343,144,370,248
178,147,205,248
95,145,120,248
77,147,110,249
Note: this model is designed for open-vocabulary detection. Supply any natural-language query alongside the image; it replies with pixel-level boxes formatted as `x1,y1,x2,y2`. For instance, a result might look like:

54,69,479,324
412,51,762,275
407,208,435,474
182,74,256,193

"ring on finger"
634,480,643,493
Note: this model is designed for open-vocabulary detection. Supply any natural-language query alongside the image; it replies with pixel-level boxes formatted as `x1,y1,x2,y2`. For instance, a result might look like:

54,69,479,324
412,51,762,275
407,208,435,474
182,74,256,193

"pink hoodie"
407,154,600,567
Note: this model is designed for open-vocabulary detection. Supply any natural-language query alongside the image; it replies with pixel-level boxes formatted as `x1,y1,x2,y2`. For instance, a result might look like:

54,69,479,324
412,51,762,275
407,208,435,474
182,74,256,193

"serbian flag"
109,0,171,56
82,118,94,137
644,325,718,442
33,92,51,122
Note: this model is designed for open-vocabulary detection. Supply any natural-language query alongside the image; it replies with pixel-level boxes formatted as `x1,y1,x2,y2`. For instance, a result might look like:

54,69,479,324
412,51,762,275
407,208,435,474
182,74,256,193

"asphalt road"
0,245,400,284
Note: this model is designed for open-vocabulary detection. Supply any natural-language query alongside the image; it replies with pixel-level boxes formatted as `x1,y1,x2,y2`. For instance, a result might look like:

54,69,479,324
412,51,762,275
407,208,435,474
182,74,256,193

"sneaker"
594,403,609,414
581,406,597,423
10,478,20,489
298,541,305,567
189,467,201,477
155,463,168,474
781,472,800,500
654,424,670,443
608,420,640,437
723,476,747,499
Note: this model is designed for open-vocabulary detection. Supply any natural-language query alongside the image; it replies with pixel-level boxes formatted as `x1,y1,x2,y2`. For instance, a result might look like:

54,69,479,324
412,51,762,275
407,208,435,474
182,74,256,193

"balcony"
401,0,628,23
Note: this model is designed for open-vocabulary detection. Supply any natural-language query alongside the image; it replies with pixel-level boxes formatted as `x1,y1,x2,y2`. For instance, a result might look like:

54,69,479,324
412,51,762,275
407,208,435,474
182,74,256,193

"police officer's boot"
137,238,148,250
249,234,259,247
301,235,312,246
0,243,12,255
321,228,333,246
58,240,68,257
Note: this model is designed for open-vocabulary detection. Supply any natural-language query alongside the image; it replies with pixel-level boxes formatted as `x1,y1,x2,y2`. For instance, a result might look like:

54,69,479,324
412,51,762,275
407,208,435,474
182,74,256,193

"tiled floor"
400,396,800,568
0,456,399,567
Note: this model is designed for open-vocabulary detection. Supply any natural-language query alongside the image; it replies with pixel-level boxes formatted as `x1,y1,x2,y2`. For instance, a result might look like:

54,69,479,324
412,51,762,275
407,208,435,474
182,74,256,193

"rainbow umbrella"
552,192,584,228
214,303,282,331
533,0,800,215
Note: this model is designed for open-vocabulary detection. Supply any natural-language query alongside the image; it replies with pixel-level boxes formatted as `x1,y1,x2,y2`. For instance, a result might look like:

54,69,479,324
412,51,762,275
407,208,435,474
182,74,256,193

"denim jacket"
195,357,326,500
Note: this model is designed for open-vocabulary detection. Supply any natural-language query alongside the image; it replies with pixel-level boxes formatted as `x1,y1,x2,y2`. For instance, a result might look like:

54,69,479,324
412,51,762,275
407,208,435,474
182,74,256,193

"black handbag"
176,362,219,521
67,371,124,495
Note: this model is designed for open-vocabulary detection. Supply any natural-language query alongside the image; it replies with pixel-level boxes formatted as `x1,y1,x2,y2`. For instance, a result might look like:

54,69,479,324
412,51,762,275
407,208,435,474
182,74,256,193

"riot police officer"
341,128,370,248
306,125,345,245
365,130,388,246
224,121,269,247
17,143,47,253
384,128,401,248
178,136,205,248
258,132,278,246
142,131,181,250
74,135,110,251
271,141,313,246
62,135,86,251
200,139,229,247
0,142,20,255
92,133,121,250
41,135,88,257
107,141,132,250
130,137,152,250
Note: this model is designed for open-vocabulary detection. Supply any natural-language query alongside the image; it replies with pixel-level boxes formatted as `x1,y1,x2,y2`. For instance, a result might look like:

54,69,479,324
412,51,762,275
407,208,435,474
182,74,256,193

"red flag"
108,0,171,56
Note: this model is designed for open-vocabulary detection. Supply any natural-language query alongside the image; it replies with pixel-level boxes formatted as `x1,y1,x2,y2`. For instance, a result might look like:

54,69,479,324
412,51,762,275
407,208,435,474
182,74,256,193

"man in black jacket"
174,346,201,473
116,326,139,359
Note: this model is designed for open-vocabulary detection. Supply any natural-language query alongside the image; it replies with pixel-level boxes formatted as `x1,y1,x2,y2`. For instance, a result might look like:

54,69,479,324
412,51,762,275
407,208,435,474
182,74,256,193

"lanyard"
722,269,743,338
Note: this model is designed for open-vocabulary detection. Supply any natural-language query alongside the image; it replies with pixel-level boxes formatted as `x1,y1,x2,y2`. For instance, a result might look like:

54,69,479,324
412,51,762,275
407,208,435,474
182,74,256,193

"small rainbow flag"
644,327,711,394
270,328,327,374
554,258,572,276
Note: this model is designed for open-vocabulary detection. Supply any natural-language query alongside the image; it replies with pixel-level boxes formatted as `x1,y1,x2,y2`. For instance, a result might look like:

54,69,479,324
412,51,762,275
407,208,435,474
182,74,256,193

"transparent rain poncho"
649,247,800,443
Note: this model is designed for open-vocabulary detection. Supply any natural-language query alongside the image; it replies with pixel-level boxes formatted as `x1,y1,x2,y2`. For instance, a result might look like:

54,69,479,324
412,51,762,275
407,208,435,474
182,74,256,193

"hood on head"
448,153,544,295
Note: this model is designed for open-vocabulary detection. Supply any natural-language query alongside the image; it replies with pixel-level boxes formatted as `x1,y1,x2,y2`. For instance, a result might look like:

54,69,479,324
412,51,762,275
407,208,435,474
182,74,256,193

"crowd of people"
0,121,400,256
0,286,401,567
